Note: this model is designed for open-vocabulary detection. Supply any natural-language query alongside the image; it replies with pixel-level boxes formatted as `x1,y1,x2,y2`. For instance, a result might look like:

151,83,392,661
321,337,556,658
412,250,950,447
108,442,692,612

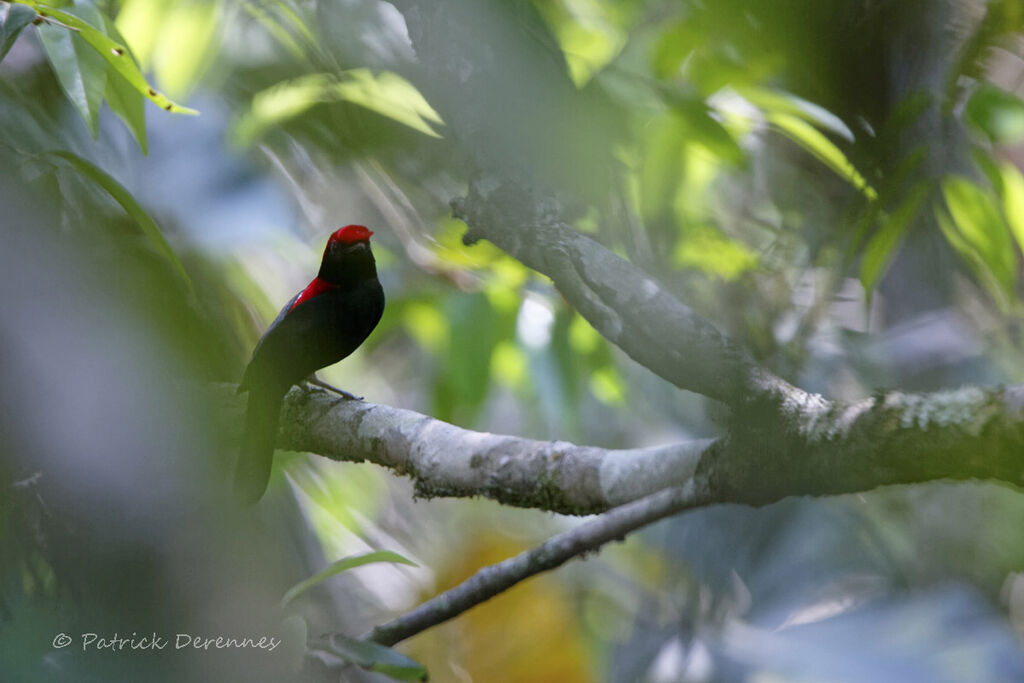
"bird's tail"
235,383,286,505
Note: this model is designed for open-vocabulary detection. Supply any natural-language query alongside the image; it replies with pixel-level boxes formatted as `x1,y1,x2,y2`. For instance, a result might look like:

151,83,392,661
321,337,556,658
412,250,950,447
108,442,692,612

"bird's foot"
306,376,363,401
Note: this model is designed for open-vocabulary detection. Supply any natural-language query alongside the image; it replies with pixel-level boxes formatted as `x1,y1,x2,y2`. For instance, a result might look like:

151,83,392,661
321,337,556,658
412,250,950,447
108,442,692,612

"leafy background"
1,0,1024,681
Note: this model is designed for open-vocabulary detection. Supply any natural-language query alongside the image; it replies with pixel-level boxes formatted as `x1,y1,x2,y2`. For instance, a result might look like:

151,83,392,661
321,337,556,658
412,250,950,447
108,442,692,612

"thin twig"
364,484,704,647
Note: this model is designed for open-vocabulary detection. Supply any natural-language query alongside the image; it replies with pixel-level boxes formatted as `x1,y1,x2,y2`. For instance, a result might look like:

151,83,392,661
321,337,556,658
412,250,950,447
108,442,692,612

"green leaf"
639,112,686,222
318,634,428,682
233,70,443,146
965,84,1024,144
999,161,1024,255
738,86,854,141
47,150,193,294
101,13,146,153
16,2,197,114
37,10,108,136
768,111,877,200
104,70,147,152
860,183,928,293
150,0,219,99
281,550,417,608
941,175,1017,294
671,97,744,166
0,2,36,63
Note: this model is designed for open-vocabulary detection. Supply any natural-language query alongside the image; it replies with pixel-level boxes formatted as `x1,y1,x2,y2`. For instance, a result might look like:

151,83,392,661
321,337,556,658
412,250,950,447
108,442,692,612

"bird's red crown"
328,224,373,245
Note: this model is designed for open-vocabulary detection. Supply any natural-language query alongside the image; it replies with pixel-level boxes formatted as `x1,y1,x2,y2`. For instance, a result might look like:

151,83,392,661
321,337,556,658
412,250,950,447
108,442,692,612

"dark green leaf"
0,2,36,63
47,150,193,294
318,634,428,682
860,184,928,293
37,13,108,136
965,84,1024,144
281,550,417,608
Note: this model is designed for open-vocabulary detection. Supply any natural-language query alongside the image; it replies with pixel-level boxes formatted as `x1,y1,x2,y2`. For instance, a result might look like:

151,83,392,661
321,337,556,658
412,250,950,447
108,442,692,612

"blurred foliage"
2,0,1024,680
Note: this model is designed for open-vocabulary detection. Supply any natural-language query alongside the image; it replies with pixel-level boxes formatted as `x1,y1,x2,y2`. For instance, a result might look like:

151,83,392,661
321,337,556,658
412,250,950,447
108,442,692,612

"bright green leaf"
37,14,108,136
673,226,758,280
16,2,197,114
0,2,36,63
151,0,219,100
234,70,442,145
768,112,877,200
738,86,854,141
47,151,193,294
941,175,1017,294
860,183,928,293
281,551,417,608
965,84,1024,144
317,634,428,682
999,162,1024,254
101,14,146,153
589,366,625,405
104,70,147,152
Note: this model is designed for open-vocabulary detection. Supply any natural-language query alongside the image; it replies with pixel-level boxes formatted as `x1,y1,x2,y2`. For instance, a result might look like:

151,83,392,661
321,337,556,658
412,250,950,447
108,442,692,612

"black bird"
236,225,384,503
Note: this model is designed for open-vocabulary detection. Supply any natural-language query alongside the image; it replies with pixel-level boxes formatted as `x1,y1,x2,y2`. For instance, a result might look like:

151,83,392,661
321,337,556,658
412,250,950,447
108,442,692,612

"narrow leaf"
999,161,1024,255
768,112,877,201
101,14,146,153
0,2,36,63
941,175,1017,293
234,70,442,146
860,184,928,292
318,634,428,682
965,84,1024,144
740,86,855,141
47,150,193,293
17,2,197,114
281,550,417,608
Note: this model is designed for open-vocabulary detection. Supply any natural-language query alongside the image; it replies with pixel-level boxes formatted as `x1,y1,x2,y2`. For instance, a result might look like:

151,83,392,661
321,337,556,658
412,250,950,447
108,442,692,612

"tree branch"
365,484,705,647
219,381,1024,515
218,383,712,515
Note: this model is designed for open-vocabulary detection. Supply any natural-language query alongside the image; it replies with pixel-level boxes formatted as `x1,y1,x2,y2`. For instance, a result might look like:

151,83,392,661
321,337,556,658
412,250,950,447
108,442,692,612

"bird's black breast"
241,277,384,391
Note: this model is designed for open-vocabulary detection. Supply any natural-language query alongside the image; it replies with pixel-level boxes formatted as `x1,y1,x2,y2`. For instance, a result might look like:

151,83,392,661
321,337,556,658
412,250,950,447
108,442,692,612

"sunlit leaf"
673,226,758,280
317,634,428,682
113,0,168,69
966,84,1024,144
640,112,686,222
589,365,625,405
151,0,219,99
768,112,877,200
100,14,146,153
568,314,600,354
738,86,854,141
940,175,1017,295
999,162,1024,254
17,1,197,114
281,550,417,608
0,2,35,63
234,70,443,145
47,151,193,294
651,19,703,79
672,97,744,166
491,340,527,388
539,0,626,87
860,184,928,293
403,301,449,353
37,9,107,136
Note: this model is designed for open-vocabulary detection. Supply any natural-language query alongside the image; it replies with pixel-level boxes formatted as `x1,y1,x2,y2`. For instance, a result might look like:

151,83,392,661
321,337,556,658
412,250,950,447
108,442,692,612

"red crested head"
328,224,373,246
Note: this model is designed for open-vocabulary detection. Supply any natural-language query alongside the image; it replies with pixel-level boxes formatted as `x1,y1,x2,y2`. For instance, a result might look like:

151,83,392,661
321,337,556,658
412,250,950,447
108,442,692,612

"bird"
235,224,384,504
